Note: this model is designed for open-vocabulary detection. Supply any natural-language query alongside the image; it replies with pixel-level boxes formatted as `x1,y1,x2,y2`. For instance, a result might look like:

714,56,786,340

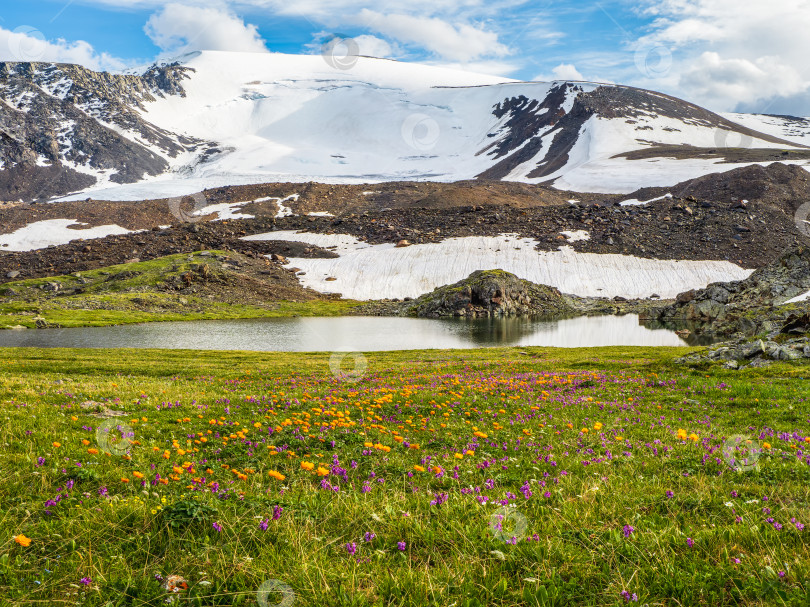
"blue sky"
1,1,809,115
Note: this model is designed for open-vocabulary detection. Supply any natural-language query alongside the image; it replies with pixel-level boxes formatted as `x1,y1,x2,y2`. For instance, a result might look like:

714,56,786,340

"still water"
0,314,687,351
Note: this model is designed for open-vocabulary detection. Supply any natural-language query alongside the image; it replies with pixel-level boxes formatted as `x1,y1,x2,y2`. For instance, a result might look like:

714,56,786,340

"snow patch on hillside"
0,219,132,252
243,231,752,300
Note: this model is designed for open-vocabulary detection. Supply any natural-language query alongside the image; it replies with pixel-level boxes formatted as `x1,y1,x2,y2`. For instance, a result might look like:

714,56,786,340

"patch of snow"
242,231,752,300
619,193,673,206
560,230,590,242
274,194,299,218
784,289,810,305
0,219,132,252
307,211,334,217
191,202,254,221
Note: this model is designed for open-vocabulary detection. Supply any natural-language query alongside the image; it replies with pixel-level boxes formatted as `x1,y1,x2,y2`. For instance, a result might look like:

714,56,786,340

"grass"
0,345,809,606
0,252,363,328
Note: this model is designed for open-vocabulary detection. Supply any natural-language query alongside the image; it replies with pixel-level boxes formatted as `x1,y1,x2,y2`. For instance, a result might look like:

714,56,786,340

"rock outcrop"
657,245,810,339
401,270,575,318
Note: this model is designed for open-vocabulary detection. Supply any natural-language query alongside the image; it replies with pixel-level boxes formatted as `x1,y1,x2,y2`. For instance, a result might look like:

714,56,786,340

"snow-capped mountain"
1,50,808,202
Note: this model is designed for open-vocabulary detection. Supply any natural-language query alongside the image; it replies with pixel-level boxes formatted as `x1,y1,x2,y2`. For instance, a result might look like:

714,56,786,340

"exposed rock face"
402,270,575,318
0,61,206,201
657,245,810,338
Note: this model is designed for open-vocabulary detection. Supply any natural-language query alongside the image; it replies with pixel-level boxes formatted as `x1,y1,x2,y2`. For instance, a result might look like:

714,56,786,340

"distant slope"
1,51,808,202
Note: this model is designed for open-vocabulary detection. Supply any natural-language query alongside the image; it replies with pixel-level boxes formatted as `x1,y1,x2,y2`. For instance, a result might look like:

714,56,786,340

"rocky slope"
0,61,207,201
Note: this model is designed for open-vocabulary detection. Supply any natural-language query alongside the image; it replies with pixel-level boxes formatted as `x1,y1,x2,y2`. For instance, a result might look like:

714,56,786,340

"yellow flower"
300,461,315,471
688,433,698,442
677,429,687,440
413,465,425,472
454,453,463,459
14,534,31,547
594,422,603,431
763,442,772,449
268,470,286,481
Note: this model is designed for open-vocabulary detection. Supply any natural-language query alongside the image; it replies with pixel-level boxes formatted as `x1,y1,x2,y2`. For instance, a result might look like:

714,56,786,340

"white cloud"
0,25,127,71
145,3,269,55
631,0,810,113
357,9,509,62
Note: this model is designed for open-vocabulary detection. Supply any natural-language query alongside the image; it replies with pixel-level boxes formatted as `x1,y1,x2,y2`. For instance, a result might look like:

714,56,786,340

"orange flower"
81,439,90,446
87,448,99,455
300,461,315,471
14,534,31,547
121,477,130,483
52,442,61,448
268,470,286,481
132,471,144,479
413,465,425,472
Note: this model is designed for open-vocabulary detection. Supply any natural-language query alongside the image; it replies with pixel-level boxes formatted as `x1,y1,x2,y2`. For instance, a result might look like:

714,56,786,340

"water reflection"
0,314,689,352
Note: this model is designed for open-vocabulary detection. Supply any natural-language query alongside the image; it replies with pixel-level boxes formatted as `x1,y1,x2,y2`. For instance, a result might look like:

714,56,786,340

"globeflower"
14,534,31,547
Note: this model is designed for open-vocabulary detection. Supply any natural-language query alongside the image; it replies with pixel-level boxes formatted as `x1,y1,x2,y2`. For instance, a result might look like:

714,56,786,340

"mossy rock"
403,270,575,318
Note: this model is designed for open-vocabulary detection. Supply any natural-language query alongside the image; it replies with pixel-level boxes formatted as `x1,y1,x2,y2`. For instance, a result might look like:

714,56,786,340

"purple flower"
686,537,694,548
622,525,634,538
259,519,269,531
212,522,222,532
430,492,448,507
730,490,738,498
80,577,91,586
36,457,45,467
272,505,283,520
364,532,376,543
345,542,357,555
778,571,786,578
665,490,674,499
397,541,406,551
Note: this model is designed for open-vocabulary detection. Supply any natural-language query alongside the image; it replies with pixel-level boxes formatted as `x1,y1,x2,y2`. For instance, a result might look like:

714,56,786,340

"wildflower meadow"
1,346,809,606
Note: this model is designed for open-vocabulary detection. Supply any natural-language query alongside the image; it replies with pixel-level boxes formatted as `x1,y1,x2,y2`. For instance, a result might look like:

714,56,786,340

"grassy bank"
0,252,363,329
1,346,809,606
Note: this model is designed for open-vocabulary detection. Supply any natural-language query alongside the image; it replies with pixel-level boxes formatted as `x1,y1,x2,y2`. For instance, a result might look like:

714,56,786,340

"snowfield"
50,50,809,201
0,219,133,252
243,231,753,300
